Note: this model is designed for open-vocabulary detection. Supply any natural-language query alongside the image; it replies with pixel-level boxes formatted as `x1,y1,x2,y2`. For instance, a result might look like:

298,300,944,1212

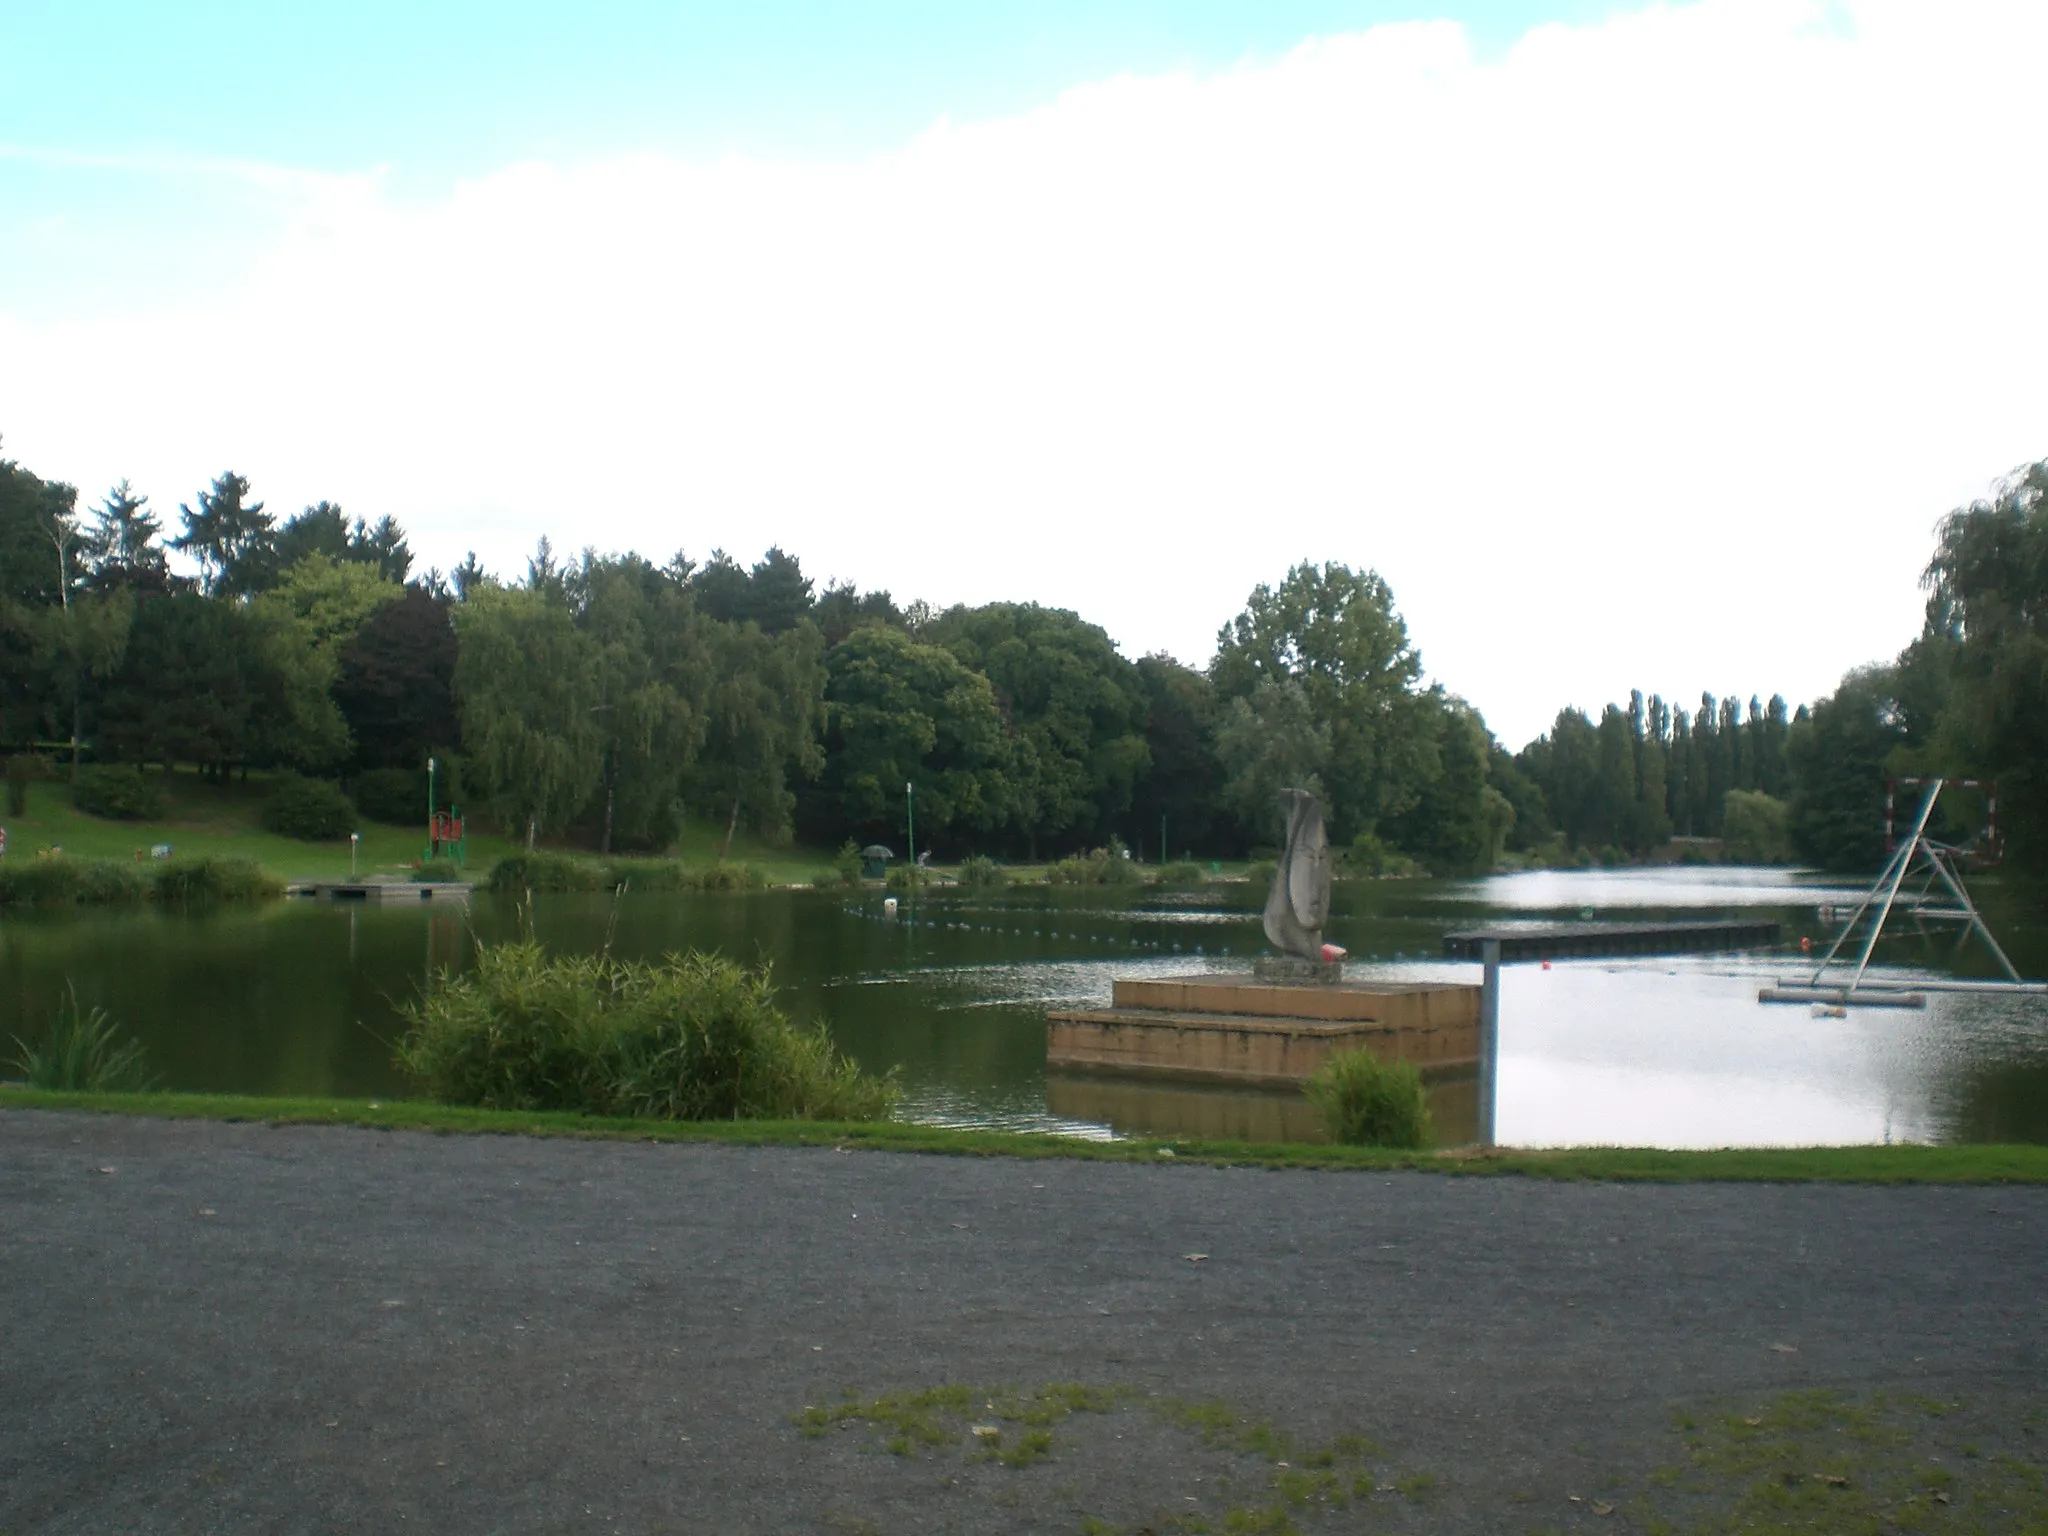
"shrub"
957,854,1008,888
1045,843,1144,886
151,856,280,903
397,942,897,1122
695,862,766,892
9,983,154,1092
1153,860,1208,887
885,863,931,892
1244,860,1277,890
488,851,607,893
262,776,357,840
411,859,465,883
1304,1050,1433,1148
71,764,166,821
1342,833,1421,879
830,839,865,887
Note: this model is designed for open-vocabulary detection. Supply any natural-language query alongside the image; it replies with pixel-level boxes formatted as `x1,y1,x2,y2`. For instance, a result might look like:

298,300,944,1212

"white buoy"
883,896,898,917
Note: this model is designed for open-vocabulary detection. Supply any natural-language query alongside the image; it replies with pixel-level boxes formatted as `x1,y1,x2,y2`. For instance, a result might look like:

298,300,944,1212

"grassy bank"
6,1087,2048,1182
0,772,835,886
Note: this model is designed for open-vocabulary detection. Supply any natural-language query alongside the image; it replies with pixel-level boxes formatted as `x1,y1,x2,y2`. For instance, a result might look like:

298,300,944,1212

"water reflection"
2,869,2045,1148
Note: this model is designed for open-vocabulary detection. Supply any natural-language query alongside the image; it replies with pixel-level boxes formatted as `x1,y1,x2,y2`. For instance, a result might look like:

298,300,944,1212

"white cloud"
4,0,2046,744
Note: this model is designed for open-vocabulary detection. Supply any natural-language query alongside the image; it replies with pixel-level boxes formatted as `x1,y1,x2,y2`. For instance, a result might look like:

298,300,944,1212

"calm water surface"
4,868,2046,1148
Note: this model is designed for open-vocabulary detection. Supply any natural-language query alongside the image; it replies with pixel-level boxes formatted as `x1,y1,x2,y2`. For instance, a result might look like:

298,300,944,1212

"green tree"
1130,654,1228,859
688,619,827,853
927,602,1149,856
1211,563,1439,844
334,586,459,772
1920,459,2048,865
98,593,263,772
81,481,171,593
1786,666,1904,871
567,554,711,853
453,583,606,843
1384,701,1496,873
1213,678,1330,844
807,625,1008,849
172,472,275,598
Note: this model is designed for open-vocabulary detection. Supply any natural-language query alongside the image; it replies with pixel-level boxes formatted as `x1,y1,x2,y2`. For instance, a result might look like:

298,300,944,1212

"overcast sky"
3,0,2044,746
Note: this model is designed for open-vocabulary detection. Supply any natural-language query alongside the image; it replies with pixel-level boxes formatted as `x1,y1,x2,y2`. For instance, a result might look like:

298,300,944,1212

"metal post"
905,781,915,874
1478,938,1501,1148
427,755,438,860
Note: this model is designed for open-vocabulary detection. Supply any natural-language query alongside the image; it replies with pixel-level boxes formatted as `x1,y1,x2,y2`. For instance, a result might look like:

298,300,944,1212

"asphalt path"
4,1110,2045,1534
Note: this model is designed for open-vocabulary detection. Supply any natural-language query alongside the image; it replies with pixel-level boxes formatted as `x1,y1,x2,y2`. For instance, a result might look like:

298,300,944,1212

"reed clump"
0,854,276,907
10,984,155,1092
397,941,896,1122
1152,860,1209,887
1304,1050,1432,1149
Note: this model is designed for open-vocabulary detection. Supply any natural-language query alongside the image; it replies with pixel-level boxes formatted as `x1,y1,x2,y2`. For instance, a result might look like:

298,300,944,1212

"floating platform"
1045,973,1481,1088
1757,985,1926,1009
1442,919,1780,963
287,882,473,902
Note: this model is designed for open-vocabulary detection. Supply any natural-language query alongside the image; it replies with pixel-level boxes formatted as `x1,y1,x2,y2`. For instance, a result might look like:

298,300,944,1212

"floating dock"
287,882,473,902
1045,974,1481,1087
1442,919,1780,963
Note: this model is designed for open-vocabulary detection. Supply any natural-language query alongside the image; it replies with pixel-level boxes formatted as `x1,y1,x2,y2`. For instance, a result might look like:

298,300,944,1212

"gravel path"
4,1110,2045,1534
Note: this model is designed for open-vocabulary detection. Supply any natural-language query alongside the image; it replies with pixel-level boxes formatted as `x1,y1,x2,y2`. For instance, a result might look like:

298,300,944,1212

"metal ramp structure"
1760,777,2046,1009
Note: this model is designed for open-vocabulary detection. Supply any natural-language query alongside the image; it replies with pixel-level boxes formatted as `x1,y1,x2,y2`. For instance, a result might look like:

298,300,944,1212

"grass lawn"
0,771,837,885
7,1086,2048,1182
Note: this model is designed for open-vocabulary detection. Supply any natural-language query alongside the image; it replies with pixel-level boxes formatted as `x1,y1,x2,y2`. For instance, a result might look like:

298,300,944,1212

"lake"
3,867,2046,1148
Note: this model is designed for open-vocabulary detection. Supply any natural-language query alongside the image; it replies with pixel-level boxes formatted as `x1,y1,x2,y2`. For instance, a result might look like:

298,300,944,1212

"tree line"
3,443,2045,874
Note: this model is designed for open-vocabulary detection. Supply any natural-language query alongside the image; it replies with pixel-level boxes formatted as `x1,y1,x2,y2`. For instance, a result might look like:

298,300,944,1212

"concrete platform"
1045,972,1481,1087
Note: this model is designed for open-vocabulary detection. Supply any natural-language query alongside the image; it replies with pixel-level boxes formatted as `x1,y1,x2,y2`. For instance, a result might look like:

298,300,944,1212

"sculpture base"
1045,972,1480,1087
1252,955,1344,985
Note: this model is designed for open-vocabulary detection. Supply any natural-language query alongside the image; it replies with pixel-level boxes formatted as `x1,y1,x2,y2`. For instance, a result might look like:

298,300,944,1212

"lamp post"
426,756,438,860
905,781,915,874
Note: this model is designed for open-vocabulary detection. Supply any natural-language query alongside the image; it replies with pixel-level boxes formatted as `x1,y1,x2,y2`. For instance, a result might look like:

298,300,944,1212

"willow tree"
453,583,605,845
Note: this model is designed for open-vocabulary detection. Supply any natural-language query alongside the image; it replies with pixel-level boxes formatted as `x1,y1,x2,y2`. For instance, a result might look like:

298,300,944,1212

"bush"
488,851,608,893
71,765,166,821
262,776,358,840
397,942,897,1122
412,859,465,883
1153,860,1208,888
151,856,280,903
829,839,865,887
885,863,931,892
9,983,154,1091
957,854,1008,888
1304,1050,1433,1148
1244,860,1277,890
1045,843,1144,886
1342,832,1421,879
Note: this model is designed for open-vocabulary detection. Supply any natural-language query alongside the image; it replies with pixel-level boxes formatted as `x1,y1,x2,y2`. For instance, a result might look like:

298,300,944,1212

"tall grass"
1153,860,1209,887
1304,1050,1433,1148
0,854,277,907
1045,844,1145,886
397,940,897,1122
10,984,154,1091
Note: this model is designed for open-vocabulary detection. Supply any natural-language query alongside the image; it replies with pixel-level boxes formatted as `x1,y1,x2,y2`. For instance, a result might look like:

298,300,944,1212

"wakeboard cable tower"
1760,776,2046,1009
